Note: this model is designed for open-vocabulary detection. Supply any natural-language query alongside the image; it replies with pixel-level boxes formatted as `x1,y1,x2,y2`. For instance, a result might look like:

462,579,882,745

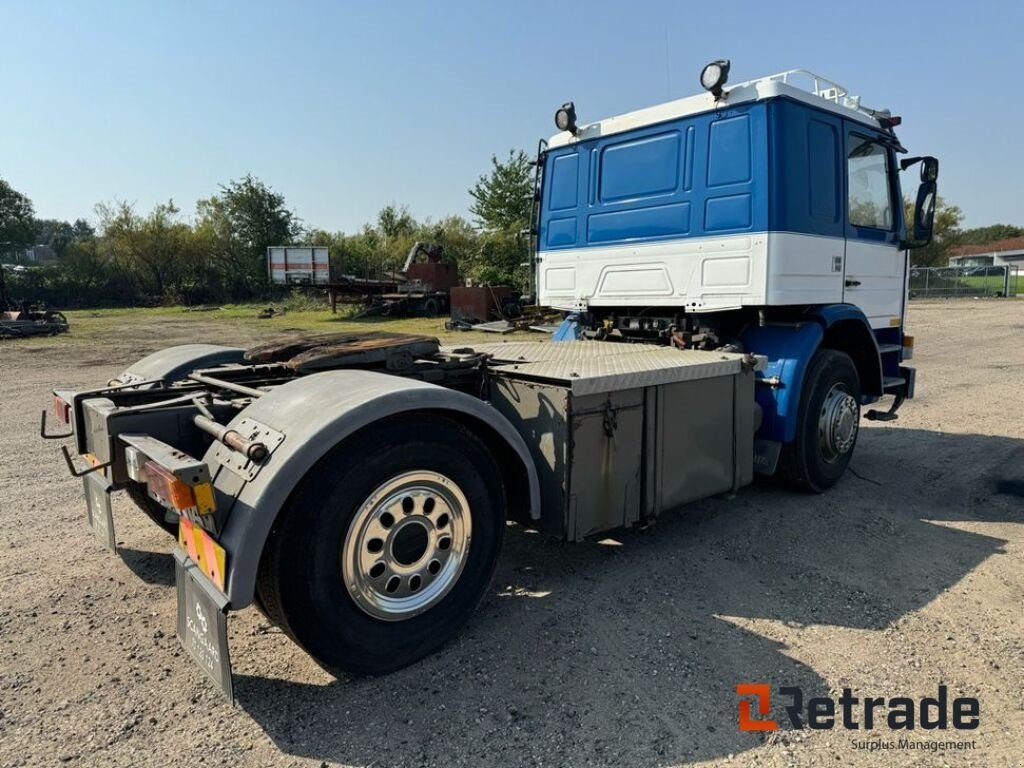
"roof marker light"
555,102,577,135
700,59,731,99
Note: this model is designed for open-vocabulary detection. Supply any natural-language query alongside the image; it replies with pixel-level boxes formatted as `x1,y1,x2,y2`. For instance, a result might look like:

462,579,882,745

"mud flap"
174,549,234,703
753,439,782,476
83,472,116,552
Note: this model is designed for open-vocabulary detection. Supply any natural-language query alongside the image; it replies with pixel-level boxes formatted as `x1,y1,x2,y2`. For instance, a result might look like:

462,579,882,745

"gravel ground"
1,300,1021,768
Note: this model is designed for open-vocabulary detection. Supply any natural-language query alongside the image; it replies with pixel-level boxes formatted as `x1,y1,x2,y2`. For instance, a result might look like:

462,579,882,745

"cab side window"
847,136,893,230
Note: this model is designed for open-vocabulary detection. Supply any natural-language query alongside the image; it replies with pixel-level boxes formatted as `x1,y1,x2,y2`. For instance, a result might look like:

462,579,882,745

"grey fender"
121,344,245,385
209,370,542,608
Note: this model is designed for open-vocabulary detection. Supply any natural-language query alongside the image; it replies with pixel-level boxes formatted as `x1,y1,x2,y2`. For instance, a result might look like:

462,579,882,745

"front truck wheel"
256,415,507,676
777,349,861,493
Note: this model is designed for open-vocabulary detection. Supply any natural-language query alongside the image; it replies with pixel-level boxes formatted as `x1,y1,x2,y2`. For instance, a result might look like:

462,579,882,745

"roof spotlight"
555,101,577,134
700,59,731,100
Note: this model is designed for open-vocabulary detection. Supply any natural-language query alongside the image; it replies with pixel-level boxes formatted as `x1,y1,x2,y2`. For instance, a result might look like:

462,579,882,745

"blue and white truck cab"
535,62,938,491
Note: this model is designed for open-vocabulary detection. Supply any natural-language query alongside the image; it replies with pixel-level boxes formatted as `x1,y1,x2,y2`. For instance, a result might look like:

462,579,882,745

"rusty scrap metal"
245,331,440,372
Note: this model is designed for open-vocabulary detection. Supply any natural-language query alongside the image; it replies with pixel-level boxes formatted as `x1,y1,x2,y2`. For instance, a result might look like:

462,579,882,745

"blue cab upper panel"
539,96,897,251
542,102,766,250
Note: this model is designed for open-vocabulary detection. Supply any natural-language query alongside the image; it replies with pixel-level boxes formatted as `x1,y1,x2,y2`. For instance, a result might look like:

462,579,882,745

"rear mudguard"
120,344,245,386
207,370,542,608
740,305,882,444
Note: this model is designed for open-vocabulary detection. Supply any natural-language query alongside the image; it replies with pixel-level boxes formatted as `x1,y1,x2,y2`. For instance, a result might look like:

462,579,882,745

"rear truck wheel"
125,480,178,536
777,349,861,493
256,415,506,676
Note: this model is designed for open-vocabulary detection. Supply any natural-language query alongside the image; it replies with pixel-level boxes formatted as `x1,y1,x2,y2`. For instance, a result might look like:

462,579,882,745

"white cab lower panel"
764,232,844,306
843,239,906,329
538,232,847,312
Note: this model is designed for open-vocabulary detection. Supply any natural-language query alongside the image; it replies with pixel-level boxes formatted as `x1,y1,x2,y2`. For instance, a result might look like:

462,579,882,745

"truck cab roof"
548,69,889,149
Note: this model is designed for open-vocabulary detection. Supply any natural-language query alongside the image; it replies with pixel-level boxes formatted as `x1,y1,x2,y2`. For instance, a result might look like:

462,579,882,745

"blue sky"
2,0,1020,232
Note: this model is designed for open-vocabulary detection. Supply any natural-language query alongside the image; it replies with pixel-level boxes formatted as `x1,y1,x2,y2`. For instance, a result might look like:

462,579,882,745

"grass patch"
959,274,1023,294
14,303,547,348
911,273,1023,297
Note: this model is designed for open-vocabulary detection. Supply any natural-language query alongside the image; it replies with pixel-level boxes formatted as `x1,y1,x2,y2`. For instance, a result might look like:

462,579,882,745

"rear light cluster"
121,444,224,589
145,461,198,513
143,461,217,516
52,395,71,425
124,445,217,517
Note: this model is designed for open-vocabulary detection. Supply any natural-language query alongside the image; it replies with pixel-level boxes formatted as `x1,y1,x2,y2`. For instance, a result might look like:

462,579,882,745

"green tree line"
902,197,1022,267
3,155,1019,308
0,150,533,308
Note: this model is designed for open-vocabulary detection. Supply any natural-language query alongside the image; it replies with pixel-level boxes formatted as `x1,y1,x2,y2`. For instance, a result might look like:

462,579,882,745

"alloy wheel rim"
341,471,471,621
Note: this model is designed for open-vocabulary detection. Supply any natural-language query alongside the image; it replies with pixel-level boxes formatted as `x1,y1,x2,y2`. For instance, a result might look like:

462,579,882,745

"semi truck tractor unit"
44,63,938,700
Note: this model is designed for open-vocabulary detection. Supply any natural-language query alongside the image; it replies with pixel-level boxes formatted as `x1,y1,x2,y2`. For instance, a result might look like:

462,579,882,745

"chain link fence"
909,265,1020,299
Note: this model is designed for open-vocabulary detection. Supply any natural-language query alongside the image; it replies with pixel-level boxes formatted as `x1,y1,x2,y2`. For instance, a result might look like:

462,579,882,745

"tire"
256,415,506,676
500,298,522,320
777,349,861,493
125,481,179,536
421,298,440,317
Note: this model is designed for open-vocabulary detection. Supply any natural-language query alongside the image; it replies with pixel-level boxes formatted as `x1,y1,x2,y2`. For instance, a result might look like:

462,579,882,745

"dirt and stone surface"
1,300,1021,767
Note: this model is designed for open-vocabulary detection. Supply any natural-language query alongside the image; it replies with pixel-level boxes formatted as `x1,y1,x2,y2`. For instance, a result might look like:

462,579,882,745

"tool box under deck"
458,342,756,539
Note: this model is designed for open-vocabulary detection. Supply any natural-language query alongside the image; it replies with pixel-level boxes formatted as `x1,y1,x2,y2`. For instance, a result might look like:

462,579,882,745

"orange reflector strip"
179,517,227,592
145,461,197,512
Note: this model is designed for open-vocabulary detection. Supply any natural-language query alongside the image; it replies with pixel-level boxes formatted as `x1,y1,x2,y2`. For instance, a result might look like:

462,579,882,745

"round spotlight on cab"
555,101,577,134
700,59,731,99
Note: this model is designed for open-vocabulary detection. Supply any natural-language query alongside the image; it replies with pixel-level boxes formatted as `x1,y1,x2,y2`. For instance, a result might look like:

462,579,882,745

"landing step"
877,344,901,354
883,376,906,390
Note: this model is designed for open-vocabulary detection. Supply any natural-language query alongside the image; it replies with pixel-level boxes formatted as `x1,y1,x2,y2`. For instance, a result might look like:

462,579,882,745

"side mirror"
899,155,939,249
920,156,939,182
912,180,937,245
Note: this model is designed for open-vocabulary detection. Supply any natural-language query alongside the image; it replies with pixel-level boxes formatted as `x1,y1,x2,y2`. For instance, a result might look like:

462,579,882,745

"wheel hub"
341,471,471,621
818,384,859,462
390,520,429,566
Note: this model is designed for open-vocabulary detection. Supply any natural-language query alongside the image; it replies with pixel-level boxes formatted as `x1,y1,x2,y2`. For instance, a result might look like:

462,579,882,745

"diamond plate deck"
445,341,744,396
454,341,643,363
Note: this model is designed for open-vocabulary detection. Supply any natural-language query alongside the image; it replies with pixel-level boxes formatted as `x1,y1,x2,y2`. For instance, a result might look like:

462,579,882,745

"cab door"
842,126,904,328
